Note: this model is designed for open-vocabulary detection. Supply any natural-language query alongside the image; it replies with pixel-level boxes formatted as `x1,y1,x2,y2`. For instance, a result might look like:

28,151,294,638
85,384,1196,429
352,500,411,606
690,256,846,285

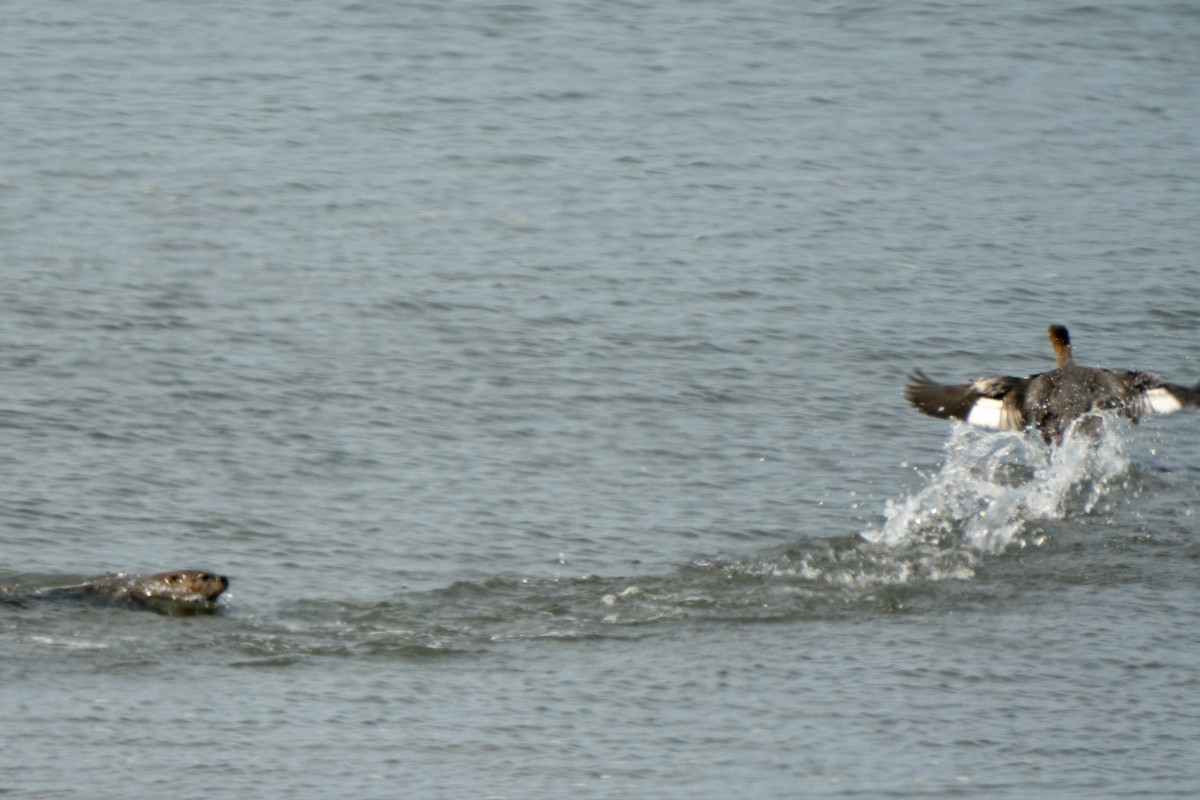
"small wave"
26,634,111,650
863,419,1135,554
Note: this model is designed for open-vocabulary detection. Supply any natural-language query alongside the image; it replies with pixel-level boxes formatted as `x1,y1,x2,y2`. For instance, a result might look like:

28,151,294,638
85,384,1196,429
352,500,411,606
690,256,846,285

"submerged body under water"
2,569,228,616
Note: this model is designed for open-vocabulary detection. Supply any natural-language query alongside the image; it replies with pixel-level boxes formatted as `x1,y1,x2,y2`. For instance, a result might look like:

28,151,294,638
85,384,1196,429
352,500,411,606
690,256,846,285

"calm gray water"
3,1,1200,797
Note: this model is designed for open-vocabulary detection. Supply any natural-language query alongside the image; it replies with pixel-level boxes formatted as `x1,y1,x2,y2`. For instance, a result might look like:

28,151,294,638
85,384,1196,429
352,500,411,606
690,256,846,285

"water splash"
863,418,1134,554
185,424,1147,659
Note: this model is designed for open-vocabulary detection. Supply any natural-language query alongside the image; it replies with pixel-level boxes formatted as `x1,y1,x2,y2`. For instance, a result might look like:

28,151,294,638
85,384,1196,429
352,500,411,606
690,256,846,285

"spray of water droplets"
864,417,1135,554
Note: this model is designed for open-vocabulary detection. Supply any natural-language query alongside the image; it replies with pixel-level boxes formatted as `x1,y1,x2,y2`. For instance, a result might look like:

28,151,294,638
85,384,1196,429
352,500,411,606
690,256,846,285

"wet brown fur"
9,569,230,615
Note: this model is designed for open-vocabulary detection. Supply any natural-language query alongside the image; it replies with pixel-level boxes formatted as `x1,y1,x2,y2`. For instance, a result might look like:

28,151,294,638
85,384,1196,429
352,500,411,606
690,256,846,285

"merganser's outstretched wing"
1118,371,1200,419
903,370,1029,432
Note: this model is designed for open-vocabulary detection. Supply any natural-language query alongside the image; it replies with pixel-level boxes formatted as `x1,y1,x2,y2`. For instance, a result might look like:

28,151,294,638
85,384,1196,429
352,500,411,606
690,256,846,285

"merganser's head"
1048,325,1073,368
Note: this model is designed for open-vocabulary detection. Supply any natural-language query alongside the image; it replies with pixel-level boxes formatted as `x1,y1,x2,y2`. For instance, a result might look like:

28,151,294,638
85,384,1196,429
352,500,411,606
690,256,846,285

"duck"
904,325,1200,443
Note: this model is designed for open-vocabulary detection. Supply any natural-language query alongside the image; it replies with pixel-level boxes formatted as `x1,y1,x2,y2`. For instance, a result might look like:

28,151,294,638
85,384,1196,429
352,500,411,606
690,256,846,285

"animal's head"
139,570,230,603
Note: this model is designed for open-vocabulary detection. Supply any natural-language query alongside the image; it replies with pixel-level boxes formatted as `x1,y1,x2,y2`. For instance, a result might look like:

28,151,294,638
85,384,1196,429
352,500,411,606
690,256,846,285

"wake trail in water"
180,424,1146,660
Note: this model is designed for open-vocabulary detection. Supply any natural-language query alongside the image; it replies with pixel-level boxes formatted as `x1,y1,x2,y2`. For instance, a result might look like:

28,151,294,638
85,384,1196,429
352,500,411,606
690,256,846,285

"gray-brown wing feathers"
903,370,1027,431
1120,371,1200,417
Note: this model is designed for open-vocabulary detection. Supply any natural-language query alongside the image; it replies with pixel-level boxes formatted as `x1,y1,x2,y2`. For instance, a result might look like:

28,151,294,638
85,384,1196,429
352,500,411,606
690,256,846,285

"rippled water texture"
3,1,1200,797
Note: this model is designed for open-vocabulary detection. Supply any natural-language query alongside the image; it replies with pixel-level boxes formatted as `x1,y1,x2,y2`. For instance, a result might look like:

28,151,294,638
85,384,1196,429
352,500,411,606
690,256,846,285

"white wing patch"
973,377,1012,395
966,397,1007,429
1144,387,1183,414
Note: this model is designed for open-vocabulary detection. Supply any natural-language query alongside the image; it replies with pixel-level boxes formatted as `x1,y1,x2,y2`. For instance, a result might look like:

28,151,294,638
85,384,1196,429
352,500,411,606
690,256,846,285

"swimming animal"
3,569,229,616
904,325,1200,443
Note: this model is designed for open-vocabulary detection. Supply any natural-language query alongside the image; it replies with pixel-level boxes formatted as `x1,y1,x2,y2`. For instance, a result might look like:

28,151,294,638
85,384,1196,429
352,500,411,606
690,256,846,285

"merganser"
904,325,1200,443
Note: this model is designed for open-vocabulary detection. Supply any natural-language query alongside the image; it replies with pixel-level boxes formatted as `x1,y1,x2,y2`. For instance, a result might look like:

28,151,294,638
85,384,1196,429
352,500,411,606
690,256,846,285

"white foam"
863,420,1132,554
28,635,110,650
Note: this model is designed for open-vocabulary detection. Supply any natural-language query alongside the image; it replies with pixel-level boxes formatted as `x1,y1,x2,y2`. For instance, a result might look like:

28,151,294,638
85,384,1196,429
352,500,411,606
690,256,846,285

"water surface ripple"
3,1,1200,797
